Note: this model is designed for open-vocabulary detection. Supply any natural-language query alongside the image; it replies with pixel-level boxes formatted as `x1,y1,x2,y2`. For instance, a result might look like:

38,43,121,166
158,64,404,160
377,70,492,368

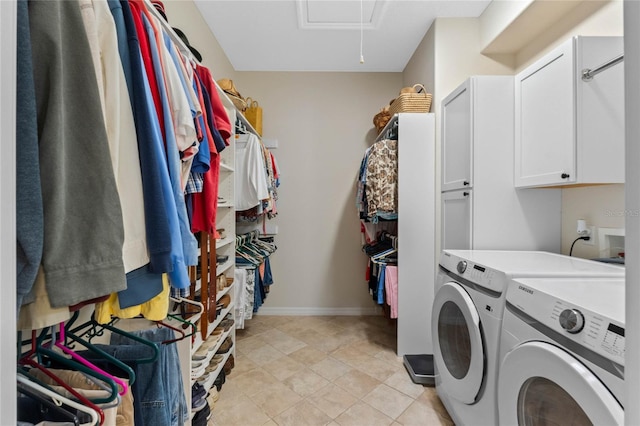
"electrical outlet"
583,226,596,246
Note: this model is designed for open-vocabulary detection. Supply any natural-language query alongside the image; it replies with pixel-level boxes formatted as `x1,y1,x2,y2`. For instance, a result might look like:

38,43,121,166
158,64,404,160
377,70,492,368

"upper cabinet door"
515,36,624,188
515,38,575,188
442,80,472,192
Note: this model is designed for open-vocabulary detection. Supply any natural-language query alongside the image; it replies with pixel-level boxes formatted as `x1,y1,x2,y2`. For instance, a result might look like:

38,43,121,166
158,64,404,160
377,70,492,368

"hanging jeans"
80,327,188,426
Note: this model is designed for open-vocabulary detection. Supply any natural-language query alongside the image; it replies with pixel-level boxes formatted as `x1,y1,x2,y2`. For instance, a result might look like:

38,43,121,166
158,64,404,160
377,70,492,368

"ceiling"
194,0,492,72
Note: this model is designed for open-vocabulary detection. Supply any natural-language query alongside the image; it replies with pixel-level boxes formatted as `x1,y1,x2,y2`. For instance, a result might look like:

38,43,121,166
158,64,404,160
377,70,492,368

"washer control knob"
457,261,467,274
559,309,585,334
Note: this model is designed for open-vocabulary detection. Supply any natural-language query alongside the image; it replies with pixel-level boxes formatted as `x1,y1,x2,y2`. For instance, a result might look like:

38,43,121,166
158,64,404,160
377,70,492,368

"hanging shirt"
81,0,149,274
115,0,172,273
364,139,398,221
142,12,195,287
29,0,126,307
16,0,43,310
235,133,269,211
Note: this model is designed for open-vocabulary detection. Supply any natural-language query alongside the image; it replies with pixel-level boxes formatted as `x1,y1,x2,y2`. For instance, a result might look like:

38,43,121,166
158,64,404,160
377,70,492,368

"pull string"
360,0,364,64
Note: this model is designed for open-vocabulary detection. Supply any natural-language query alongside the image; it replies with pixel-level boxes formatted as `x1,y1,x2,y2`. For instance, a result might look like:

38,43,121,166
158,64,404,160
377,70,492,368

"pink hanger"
52,322,129,396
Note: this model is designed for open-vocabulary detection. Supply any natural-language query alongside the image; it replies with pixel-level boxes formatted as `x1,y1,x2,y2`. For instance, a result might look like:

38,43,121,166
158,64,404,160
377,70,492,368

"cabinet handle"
463,181,470,186
561,173,570,179
463,192,469,197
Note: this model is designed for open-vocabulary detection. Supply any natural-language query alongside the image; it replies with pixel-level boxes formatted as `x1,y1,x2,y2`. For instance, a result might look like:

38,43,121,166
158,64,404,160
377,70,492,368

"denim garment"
110,327,188,426
81,327,188,426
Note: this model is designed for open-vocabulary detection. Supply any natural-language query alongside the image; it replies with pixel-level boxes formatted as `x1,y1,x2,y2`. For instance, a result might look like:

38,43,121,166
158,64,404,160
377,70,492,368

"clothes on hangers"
356,139,398,222
18,0,236,323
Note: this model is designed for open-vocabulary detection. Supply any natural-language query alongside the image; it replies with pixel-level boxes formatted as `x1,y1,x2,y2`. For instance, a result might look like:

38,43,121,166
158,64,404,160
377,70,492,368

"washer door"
498,341,623,425
432,281,485,404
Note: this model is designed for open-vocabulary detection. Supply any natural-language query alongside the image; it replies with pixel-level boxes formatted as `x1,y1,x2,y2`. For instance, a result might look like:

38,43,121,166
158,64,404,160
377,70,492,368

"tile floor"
209,315,453,426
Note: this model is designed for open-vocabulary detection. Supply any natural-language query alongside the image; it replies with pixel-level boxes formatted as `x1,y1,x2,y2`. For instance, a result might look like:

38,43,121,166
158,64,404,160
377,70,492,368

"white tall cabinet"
441,76,561,252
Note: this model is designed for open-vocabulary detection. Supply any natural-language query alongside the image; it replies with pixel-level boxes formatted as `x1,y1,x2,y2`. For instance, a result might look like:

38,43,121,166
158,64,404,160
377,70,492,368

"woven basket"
388,84,432,115
373,108,392,134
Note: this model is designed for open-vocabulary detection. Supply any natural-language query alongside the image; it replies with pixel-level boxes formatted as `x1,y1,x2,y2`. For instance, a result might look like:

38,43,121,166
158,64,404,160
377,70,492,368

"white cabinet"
441,190,472,250
441,80,472,192
441,76,561,252
515,36,624,188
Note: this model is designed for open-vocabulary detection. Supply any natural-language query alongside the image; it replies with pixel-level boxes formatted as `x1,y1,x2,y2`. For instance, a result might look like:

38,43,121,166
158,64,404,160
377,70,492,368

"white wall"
163,0,236,79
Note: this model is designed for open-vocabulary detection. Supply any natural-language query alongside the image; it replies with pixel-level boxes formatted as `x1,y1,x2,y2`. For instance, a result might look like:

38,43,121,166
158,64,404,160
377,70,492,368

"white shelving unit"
374,113,437,358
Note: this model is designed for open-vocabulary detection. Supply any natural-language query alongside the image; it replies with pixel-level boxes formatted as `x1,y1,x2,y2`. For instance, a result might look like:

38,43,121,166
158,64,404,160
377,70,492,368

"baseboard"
255,307,382,316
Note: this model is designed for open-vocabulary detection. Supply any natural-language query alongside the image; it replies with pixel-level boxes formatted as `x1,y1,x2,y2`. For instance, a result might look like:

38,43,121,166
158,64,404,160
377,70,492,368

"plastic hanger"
17,374,99,426
155,319,186,345
17,381,81,425
68,313,160,365
62,320,137,385
19,331,111,421
52,322,129,396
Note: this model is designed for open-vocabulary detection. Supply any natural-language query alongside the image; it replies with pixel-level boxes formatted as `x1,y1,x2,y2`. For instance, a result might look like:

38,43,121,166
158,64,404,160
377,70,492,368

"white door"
441,189,472,250
515,37,576,188
498,341,623,425
441,79,472,192
432,282,485,404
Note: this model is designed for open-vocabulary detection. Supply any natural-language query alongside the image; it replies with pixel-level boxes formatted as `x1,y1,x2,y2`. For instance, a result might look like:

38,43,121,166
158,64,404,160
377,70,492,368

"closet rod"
375,114,399,142
581,54,624,81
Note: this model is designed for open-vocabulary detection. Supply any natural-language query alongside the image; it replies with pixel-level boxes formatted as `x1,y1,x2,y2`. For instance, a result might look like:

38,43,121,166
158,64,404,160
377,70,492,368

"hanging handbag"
244,97,263,136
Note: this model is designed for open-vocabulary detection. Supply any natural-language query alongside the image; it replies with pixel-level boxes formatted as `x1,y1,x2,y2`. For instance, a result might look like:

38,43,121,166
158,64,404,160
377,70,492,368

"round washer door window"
432,281,484,404
499,341,623,425
518,377,592,426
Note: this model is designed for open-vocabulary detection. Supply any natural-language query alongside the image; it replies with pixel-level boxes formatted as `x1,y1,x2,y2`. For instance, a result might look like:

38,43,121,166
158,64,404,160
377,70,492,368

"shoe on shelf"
191,401,210,426
219,294,231,310
220,318,235,332
204,355,225,373
223,354,234,375
218,337,233,354
213,369,226,391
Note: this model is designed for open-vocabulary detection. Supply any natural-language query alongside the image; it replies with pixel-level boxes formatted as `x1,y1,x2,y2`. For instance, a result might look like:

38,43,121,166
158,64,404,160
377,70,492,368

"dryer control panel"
509,277,625,367
550,300,625,363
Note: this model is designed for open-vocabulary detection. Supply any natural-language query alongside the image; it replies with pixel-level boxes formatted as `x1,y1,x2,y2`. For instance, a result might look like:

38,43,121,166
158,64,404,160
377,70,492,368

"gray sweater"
29,0,126,308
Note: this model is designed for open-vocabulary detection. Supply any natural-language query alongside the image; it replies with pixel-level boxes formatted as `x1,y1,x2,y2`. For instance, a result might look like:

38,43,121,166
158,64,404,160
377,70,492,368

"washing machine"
432,250,624,426
498,276,624,425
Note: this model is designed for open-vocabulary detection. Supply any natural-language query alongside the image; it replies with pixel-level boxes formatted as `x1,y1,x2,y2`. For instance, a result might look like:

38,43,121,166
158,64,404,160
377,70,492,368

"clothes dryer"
498,277,624,425
432,250,624,426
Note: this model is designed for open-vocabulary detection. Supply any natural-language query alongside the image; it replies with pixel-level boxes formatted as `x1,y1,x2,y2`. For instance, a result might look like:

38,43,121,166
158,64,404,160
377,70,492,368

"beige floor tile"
269,335,308,355
383,371,425,399
212,379,245,408
228,369,280,397
362,383,414,420
232,354,259,376
244,343,286,366
249,381,303,418
374,349,404,366
334,401,394,426
307,333,352,353
283,368,331,397
273,400,333,426
307,383,358,419
289,328,328,347
310,357,352,381
396,400,452,426
326,316,371,331
262,420,278,426
289,346,328,365
342,337,389,356
333,369,381,399
236,335,268,355
417,387,454,424
262,355,306,381
276,318,313,335
331,346,373,368
354,355,398,381
308,321,344,336
211,394,270,425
